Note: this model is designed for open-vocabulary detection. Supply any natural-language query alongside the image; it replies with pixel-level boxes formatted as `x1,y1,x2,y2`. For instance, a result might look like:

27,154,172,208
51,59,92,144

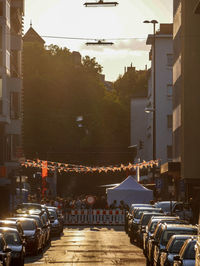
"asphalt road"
25,226,146,265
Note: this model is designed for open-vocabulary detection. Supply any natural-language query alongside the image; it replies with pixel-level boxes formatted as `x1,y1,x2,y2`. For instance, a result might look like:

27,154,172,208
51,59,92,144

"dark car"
15,206,51,246
143,216,180,257
47,208,63,236
153,224,197,266
125,204,153,233
26,209,51,245
160,235,196,266
0,220,24,240
146,220,190,266
0,233,11,266
154,201,177,215
136,212,166,246
9,218,43,255
0,227,25,266
129,207,163,243
13,214,47,248
173,238,196,266
46,206,64,228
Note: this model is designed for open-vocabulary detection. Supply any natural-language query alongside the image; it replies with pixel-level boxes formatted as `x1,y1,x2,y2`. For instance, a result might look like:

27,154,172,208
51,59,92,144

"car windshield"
4,231,21,246
154,202,175,212
183,241,196,259
0,238,4,250
28,216,43,228
135,209,157,219
161,229,197,246
20,220,36,230
169,239,186,254
48,210,57,219
0,222,16,229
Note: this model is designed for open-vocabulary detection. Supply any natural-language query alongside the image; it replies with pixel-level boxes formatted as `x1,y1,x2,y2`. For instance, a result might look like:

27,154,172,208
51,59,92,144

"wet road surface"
25,226,146,265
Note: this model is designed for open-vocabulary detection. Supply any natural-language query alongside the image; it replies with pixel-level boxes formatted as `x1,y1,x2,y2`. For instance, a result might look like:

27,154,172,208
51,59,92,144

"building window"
10,92,19,119
0,3,3,16
167,145,172,159
167,84,172,98
167,54,173,67
167,115,172,129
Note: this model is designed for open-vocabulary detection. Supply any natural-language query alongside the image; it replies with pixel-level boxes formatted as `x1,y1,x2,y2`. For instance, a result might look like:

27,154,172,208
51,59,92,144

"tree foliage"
23,43,147,163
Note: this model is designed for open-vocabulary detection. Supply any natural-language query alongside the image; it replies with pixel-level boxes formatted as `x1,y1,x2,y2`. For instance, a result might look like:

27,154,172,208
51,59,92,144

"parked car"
47,208,63,236
0,233,11,266
13,214,47,248
154,201,177,215
171,203,192,222
9,218,43,255
0,227,25,266
46,206,64,228
129,207,163,243
0,220,24,240
143,217,181,257
28,209,51,245
153,224,197,266
147,221,191,266
125,204,153,233
15,205,51,246
136,212,166,246
173,238,196,266
160,235,195,266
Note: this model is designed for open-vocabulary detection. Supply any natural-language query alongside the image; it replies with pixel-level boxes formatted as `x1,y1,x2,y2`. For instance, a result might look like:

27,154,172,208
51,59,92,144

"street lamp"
84,0,118,7
143,19,158,161
85,40,114,46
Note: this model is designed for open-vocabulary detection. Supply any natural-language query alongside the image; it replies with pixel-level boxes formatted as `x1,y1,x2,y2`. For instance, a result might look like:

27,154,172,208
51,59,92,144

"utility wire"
40,35,146,41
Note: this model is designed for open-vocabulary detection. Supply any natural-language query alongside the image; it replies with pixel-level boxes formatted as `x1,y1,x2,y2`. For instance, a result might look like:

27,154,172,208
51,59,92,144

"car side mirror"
173,255,180,261
4,247,12,253
152,240,158,245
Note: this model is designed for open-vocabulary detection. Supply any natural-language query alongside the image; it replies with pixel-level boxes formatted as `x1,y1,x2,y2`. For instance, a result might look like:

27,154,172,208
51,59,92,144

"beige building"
0,0,24,213
173,0,200,200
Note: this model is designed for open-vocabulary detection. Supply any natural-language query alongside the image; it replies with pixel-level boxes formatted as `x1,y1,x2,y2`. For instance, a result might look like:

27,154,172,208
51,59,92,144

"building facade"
145,24,173,165
130,97,147,161
173,0,200,200
0,0,24,214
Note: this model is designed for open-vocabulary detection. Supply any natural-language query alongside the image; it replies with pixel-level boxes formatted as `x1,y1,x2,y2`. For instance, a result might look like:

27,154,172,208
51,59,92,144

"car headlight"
28,235,36,240
12,252,20,258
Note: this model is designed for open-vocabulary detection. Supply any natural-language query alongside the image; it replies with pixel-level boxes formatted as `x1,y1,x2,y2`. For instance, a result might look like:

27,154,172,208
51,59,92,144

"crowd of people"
28,193,129,212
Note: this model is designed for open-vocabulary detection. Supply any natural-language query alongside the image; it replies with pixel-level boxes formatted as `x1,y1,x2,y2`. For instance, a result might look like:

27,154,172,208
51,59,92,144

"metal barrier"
64,209,125,225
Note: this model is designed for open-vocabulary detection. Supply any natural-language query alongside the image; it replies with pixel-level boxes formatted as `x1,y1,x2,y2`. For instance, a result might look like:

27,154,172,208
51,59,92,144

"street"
25,226,146,266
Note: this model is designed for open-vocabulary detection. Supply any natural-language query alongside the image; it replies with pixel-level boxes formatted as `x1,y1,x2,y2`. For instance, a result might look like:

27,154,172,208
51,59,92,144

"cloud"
80,39,150,52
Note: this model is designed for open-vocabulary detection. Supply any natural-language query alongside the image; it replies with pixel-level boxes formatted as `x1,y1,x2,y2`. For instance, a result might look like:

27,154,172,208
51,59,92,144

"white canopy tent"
106,176,153,207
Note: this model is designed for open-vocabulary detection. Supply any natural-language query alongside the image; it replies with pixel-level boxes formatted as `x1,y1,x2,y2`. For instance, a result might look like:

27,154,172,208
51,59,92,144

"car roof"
0,227,18,232
161,224,197,229
150,216,177,220
170,234,197,240
0,220,17,224
142,212,163,216
11,217,36,222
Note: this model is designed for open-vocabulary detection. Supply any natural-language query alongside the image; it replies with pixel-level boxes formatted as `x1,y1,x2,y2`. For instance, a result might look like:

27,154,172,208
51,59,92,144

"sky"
24,0,173,81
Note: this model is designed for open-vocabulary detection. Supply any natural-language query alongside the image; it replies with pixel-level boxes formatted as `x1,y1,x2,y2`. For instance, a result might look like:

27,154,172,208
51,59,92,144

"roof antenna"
30,20,32,28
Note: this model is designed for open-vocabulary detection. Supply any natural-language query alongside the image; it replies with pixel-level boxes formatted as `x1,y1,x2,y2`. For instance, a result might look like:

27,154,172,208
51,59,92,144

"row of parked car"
0,202,64,266
125,201,198,266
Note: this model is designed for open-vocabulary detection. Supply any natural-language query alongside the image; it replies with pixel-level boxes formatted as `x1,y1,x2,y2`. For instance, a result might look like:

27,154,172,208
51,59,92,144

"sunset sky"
24,0,173,81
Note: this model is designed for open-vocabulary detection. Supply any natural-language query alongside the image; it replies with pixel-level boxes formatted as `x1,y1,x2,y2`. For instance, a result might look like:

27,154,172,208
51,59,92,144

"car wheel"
146,258,150,266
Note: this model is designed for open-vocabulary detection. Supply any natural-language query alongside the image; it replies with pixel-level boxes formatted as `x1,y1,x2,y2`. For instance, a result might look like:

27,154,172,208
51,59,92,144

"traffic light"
139,140,144,150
